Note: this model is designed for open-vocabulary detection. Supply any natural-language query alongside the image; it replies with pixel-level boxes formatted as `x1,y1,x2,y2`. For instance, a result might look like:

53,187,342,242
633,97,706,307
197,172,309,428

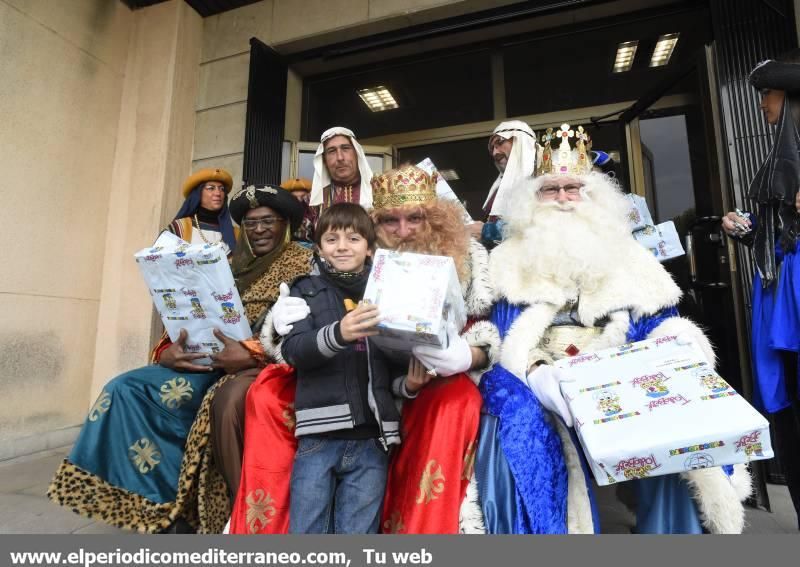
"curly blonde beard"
372,199,470,283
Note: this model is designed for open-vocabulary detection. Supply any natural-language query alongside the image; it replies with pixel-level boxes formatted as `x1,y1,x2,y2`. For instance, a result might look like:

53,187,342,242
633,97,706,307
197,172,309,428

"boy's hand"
405,356,434,393
340,303,381,342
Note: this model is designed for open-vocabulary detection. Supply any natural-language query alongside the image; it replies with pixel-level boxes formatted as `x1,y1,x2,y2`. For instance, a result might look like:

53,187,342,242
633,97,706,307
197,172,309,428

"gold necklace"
193,214,212,244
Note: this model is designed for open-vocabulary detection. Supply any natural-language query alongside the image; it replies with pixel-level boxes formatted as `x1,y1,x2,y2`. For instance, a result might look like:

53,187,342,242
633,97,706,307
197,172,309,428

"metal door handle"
685,233,697,283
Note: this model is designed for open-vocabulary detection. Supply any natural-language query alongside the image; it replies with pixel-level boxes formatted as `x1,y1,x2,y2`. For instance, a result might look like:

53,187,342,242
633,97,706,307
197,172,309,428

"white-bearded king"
474,124,752,534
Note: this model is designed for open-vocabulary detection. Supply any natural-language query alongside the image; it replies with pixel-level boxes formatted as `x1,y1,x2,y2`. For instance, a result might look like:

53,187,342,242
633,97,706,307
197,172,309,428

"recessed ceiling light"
613,40,639,73
650,33,679,67
357,86,399,112
438,169,460,181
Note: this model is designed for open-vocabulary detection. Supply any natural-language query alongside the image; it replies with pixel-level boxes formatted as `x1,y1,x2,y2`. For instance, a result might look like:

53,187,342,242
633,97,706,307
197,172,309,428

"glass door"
623,46,769,506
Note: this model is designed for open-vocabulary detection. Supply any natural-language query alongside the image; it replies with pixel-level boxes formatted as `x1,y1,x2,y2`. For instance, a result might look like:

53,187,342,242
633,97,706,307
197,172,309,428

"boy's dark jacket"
281,272,405,446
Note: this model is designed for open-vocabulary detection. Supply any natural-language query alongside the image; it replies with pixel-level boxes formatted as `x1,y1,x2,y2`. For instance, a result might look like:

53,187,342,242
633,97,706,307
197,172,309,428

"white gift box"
363,249,466,358
135,235,252,361
555,335,772,486
624,194,655,232
633,221,685,262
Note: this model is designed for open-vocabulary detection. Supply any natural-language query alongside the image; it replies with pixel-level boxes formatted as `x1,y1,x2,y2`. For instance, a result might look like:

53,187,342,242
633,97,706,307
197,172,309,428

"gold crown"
536,123,593,176
371,165,438,211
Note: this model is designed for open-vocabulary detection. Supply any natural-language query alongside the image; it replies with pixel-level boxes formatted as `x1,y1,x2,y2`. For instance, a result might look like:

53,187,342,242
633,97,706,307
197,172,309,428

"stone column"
89,0,203,400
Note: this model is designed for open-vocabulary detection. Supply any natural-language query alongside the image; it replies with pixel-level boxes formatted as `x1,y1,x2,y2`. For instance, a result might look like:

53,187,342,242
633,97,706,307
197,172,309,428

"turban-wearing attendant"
48,184,311,533
476,124,752,534
722,52,800,529
280,177,314,246
230,165,500,534
297,127,374,243
480,121,539,247
169,168,238,253
311,127,373,209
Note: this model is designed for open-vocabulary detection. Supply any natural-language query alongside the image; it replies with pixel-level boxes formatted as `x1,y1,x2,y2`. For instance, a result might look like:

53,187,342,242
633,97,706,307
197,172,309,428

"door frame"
358,96,695,156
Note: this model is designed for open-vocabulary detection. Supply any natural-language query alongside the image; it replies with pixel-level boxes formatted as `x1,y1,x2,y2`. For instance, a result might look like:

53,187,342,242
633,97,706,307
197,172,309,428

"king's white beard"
521,199,630,296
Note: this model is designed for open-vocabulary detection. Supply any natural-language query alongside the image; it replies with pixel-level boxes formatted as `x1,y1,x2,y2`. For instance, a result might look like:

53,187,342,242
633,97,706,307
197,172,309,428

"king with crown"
474,124,752,534
230,164,501,534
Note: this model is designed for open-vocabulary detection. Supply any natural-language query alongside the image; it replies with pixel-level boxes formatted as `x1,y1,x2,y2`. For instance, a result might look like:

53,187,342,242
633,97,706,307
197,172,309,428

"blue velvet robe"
475,300,706,534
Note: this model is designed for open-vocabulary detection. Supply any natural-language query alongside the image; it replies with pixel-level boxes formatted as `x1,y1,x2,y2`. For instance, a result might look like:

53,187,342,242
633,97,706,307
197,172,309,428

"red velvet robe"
230,366,481,534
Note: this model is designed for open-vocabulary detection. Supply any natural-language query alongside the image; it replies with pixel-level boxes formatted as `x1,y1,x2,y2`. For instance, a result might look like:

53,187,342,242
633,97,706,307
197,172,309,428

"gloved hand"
524,364,575,427
272,283,310,336
412,323,472,377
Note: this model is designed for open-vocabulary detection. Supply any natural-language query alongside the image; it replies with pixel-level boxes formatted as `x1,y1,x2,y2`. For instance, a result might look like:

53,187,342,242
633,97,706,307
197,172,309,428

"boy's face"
318,227,371,272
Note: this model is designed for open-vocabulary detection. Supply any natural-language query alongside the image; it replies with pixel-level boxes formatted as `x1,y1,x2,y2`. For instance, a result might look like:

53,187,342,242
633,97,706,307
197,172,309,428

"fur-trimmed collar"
490,233,682,324
463,238,494,318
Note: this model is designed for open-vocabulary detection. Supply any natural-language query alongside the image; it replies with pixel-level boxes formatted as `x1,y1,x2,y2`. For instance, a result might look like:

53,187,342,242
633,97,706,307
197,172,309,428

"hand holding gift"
412,322,472,377
340,303,382,342
210,329,258,375
405,356,435,393
525,364,575,427
159,328,213,373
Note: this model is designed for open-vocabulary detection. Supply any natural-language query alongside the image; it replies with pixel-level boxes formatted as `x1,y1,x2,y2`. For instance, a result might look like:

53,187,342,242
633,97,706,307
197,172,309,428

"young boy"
281,203,424,534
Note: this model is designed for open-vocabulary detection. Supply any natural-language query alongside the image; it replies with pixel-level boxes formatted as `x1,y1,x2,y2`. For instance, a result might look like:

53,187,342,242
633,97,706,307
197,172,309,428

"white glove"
272,283,310,336
524,365,575,427
412,323,472,377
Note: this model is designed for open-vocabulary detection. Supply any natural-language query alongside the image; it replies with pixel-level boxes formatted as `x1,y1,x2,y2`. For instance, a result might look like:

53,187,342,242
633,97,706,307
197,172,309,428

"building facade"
1,0,798,488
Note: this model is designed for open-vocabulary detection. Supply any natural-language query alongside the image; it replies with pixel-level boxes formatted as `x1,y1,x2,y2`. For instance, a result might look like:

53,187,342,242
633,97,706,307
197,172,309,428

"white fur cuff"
462,319,501,385
258,308,285,363
681,466,748,534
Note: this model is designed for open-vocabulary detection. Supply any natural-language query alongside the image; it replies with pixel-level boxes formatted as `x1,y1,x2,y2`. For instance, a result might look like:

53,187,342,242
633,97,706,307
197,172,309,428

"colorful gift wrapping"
624,193,655,232
632,221,685,262
134,232,252,360
363,249,466,358
556,335,773,485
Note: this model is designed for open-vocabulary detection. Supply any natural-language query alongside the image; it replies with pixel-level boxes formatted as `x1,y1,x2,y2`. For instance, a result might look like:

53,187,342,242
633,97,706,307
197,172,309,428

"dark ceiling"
120,0,261,17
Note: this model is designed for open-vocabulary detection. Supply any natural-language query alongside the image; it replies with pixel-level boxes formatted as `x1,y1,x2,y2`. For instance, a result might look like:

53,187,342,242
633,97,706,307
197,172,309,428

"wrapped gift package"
632,221,686,262
555,335,772,485
624,193,686,262
363,249,466,359
135,234,252,361
624,193,655,232
416,158,473,224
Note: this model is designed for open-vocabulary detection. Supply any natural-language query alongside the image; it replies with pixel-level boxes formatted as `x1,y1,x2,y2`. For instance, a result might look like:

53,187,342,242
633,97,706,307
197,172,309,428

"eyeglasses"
242,216,284,230
538,183,583,197
202,184,226,193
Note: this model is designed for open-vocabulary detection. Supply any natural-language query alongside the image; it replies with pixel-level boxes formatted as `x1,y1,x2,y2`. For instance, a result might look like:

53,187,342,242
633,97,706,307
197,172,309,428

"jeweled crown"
536,123,593,176
371,165,438,211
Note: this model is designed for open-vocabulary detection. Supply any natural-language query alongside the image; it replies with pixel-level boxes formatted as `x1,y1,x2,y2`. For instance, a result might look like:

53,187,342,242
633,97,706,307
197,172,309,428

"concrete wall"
88,0,203,402
192,0,501,187
0,0,203,460
0,0,133,457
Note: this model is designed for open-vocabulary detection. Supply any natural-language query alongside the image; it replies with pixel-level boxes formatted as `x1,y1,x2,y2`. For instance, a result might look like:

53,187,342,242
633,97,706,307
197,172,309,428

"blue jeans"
290,436,388,534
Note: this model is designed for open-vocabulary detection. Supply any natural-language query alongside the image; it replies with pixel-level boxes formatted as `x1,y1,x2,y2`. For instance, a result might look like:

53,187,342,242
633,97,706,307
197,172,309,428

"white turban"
311,126,373,208
484,120,538,217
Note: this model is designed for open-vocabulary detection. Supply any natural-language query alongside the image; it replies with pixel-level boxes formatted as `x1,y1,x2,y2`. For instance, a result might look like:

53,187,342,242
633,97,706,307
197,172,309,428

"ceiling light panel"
357,86,399,112
650,33,680,67
613,40,638,73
